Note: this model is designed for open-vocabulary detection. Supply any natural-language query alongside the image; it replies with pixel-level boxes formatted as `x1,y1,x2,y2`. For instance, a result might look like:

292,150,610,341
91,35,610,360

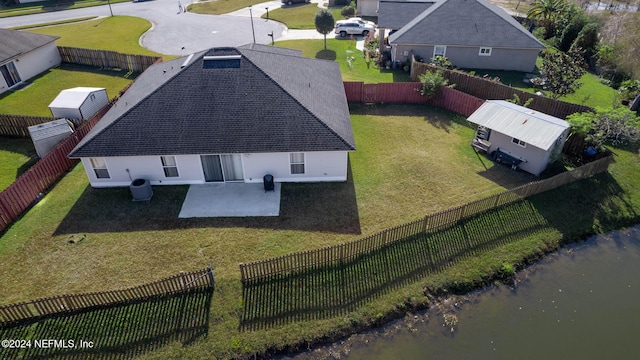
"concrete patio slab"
178,183,281,218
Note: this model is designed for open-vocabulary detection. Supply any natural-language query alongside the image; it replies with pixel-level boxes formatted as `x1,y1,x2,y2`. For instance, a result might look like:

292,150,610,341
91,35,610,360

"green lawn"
0,0,130,18
0,137,37,191
262,4,344,29
277,39,411,82
0,64,134,116
188,0,268,15
26,15,164,58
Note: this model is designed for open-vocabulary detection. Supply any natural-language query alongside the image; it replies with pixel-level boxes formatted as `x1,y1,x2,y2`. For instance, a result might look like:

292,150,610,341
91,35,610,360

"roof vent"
203,55,241,69
181,53,195,68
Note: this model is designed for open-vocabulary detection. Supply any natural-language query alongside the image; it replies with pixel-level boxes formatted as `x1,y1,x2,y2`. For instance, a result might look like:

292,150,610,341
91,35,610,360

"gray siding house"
467,100,570,176
382,0,545,72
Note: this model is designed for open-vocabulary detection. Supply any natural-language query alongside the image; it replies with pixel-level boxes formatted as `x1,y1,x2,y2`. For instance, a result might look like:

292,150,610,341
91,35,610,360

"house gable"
388,0,544,50
69,46,355,158
0,29,59,63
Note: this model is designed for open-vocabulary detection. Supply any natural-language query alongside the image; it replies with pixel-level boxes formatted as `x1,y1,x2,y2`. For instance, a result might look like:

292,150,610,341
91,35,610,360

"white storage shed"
28,119,74,159
48,87,109,120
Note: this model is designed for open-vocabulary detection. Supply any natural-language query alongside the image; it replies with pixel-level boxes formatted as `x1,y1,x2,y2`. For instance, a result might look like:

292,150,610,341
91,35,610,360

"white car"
337,17,376,28
334,21,376,37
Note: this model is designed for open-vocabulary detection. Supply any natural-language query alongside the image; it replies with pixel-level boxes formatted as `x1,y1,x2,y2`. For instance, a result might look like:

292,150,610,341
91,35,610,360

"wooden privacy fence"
239,155,613,282
58,46,162,73
0,267,214,326
0,102,112,234
0,114,57,137
344,82,484,117
410,62,593,119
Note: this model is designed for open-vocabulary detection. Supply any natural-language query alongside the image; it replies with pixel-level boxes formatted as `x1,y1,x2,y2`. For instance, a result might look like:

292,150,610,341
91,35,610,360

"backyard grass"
276,39,411,83
10,16,99,30
26,15,165,59
262,4,344,29
0,0,130,18
188,0,269,15
0,103,638,358
0,64,134,116
0,137,37,191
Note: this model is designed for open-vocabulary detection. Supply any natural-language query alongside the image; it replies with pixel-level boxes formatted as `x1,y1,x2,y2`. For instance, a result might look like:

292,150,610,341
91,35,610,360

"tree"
567,107,640,149
539,48,586,99
315,9,335,50
527,0,568,38
570,22,599,66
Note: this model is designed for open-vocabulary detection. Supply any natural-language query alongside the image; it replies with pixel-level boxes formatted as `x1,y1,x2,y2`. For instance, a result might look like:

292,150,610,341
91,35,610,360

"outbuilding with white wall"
48,87,109,121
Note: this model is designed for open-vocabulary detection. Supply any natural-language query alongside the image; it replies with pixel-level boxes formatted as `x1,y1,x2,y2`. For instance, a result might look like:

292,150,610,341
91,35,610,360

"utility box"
28,119,74,158
48,87,109,121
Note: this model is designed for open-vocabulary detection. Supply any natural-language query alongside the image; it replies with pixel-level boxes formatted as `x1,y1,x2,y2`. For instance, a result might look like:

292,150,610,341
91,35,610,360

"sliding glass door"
200,154,244,182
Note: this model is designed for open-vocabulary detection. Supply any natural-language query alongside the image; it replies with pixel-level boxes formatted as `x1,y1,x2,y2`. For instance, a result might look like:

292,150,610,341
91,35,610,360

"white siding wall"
15,42,61,82
81,151,350,188
50,107,82,119
0,42,60,95
242,151,349,183
79,89,109,119
487,131,549,176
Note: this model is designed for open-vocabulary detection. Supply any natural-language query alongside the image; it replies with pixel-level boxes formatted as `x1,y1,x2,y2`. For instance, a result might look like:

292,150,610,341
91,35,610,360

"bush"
341,5,355,18
418,69,452,98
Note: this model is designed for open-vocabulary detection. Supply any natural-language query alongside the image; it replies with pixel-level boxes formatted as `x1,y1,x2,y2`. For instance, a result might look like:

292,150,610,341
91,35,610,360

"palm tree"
527,0,568,38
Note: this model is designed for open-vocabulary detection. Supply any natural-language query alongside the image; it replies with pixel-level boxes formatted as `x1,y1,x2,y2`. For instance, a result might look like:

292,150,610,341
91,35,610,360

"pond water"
281,225,640,360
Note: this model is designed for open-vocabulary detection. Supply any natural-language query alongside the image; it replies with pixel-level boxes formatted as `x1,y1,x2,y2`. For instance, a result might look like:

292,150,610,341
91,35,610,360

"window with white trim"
89,157,110,179
161,156,179,177
290,153,305,174
433,46,446,58
479,47,492,56
512,138,526,148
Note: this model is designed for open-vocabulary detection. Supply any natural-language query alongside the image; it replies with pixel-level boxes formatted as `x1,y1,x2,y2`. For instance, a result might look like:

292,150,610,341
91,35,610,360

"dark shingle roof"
0,29,59,63
69,45,355,158
389,0,545,49
377,0,435,30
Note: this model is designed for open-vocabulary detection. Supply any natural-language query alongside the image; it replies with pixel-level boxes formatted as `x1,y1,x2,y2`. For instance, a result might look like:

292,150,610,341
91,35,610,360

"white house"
49,87,109,120
0,29,61,95
69,44,356,188
467,100,570,176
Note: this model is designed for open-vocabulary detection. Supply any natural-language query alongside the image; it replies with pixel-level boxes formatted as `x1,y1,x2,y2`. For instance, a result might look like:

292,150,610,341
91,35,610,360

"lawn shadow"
239,199,552,330
528,172,639,242
0,286,214,359
54,161,360,235
475,152,538,188
315,49,336,61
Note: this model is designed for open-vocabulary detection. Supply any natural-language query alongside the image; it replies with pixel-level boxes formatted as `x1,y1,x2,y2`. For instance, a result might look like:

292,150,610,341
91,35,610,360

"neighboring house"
69,44,355,188
379,0,545,72
357,0,380,16
49,87,110,120
467,100,570,176
0,29,61,95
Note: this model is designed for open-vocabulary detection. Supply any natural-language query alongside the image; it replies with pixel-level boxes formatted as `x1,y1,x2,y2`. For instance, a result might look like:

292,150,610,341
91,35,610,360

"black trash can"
263,174,274,192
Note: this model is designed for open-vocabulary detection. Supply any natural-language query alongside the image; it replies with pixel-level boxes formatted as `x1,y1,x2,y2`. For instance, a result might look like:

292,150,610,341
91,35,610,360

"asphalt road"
0,0,290,56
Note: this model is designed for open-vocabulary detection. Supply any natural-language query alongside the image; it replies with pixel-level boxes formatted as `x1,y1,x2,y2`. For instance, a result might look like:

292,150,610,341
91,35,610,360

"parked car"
337,17,376,27
334,22,376,37
281,0,309,5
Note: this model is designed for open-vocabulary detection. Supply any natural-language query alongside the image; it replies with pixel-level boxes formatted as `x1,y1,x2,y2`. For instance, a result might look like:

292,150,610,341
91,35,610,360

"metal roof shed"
467,100,570,176
48,87,109,121
28,119,74,158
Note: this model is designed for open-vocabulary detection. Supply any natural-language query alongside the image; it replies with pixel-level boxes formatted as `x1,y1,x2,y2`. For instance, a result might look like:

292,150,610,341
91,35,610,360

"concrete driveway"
0,0,338,55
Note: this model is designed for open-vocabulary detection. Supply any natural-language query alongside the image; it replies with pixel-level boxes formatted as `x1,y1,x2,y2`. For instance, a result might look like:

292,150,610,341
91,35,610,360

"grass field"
188,0,267,15
26,15,164,58
277,39,411,83
0,138,37,191
262,4,344,29
0,64,134,116
0,0,130,18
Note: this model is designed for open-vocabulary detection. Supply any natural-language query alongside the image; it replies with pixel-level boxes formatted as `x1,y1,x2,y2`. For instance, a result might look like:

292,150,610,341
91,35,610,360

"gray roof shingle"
69,46,355,158
377,0,435,30
389,0,545,49
0,28,59,63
